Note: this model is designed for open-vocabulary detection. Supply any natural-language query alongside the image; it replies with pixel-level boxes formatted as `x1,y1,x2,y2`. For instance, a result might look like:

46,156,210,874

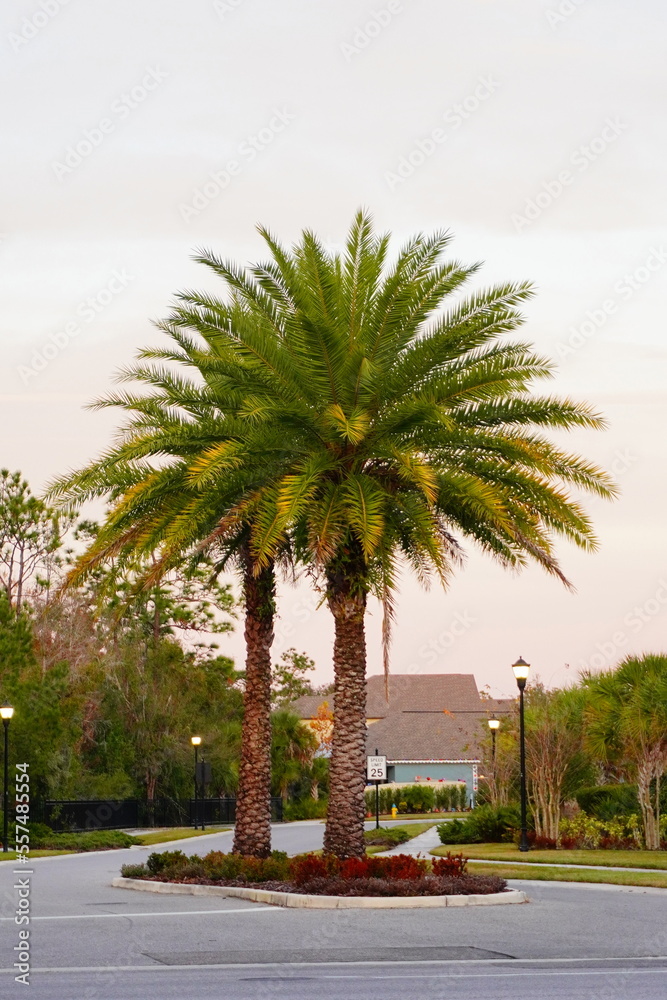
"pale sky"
2,0,666,698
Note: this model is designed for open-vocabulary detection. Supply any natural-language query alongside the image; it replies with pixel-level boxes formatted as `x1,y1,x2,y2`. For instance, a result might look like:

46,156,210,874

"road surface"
1,821,665,999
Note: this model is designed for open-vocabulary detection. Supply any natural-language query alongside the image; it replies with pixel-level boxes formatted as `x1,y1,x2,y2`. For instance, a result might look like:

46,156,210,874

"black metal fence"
34,797,284,832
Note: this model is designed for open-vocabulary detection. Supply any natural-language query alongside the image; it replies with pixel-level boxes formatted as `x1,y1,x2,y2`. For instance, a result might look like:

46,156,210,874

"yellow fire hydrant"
391,804,398,818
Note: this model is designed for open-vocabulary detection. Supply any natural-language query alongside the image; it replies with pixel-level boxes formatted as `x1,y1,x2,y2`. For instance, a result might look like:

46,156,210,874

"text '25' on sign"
367,755,387,781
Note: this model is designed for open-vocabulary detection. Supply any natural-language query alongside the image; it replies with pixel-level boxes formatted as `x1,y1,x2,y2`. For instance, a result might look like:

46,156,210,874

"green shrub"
575,784,639,821
437,804,521,845
201,849,291,882
437,818,473,844
434,784,467,811
32,829,140,851
120,863,149,878
146,849,188,874
559,813,643,849
364,783,467,816
400,785,435,813
27,822,54,841
364,826,411,847
283,797,328,820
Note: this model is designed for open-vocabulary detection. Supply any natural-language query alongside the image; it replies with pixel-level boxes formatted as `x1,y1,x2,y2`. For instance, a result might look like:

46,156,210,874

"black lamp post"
487,714,500,765
512,657,530,852
191,736,201,830
1,704,14,853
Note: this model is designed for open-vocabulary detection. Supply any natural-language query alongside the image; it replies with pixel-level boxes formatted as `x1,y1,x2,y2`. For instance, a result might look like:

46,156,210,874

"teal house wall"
387,762,477,804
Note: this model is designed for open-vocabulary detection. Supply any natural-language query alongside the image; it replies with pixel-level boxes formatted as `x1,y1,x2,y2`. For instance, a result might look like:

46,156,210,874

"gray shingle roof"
290,673,483,720
289,673,508,762
366,711,485,762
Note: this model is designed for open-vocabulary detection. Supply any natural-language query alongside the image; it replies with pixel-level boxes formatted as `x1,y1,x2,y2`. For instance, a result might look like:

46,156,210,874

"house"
290,672,512,804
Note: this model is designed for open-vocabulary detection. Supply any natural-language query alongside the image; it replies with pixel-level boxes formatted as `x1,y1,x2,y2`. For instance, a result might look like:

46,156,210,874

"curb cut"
111,877,528,908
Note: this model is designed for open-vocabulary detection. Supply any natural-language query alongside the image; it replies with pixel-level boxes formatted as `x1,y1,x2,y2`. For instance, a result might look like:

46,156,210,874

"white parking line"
1,957,666,975
0,907,281,922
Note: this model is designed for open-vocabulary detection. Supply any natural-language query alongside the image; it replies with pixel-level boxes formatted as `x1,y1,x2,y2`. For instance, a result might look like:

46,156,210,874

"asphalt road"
1,822,666,999
6,961,667,1000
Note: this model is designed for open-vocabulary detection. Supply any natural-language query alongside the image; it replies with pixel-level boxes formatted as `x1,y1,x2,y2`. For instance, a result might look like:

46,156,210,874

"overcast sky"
2,0,666,698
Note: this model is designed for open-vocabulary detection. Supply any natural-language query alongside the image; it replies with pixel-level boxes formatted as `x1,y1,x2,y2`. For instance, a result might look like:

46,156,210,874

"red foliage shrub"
290,853,431,884
290,854,337,885
526,833,558,850
431,852,468,877
380,854,428,880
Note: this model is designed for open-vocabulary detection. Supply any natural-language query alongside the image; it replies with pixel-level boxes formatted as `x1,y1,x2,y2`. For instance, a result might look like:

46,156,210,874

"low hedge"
363,825,411,847
33,829,140,851
365,783,468,816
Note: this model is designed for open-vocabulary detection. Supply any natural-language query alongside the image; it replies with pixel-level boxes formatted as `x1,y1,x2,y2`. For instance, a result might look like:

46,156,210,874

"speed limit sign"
367,755,387,781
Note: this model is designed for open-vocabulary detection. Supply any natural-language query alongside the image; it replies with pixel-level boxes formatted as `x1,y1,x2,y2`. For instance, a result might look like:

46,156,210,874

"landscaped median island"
115,848,527,907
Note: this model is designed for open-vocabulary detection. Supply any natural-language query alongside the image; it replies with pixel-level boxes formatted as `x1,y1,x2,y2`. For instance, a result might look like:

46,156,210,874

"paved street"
6,961,667,1000
1,822,666,999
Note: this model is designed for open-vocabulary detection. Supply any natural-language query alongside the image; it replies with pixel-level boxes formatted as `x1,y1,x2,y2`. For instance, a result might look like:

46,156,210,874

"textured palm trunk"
232,554,275,858
323,582,368,859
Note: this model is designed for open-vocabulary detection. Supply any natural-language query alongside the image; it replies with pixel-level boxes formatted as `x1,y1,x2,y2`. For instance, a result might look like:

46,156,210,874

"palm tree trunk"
232,552,275,858
323,579,368,859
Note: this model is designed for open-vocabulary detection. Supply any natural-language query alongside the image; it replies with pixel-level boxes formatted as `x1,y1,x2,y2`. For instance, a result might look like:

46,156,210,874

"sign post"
366,750,387,829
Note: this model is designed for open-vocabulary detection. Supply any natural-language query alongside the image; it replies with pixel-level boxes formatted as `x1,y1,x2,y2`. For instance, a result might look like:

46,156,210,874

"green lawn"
0,850,75,861
467,861,667,890
431,842,667,870
136,826,232,846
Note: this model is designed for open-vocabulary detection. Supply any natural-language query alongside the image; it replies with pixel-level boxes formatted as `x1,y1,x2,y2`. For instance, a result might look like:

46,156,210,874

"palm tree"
46,370,290,857
270,709,318,803
50,212,615,858
584,654,667,849
167,212,616,856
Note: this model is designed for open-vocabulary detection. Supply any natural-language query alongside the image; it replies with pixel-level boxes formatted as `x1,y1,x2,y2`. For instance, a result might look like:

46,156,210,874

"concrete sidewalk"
377,826,442,857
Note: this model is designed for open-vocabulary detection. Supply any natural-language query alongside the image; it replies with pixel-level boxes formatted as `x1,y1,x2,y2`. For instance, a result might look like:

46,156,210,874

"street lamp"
191,736,201,830
1,704,14,853
512,657,530,852
487,715,500,765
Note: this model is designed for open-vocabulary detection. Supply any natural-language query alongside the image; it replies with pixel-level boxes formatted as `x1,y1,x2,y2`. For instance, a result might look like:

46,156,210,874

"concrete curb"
111,877,528,908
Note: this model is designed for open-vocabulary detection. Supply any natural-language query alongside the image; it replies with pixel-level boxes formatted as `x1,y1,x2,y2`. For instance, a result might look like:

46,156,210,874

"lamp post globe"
487,714,500,764
1,704,14,853
512,658,531,852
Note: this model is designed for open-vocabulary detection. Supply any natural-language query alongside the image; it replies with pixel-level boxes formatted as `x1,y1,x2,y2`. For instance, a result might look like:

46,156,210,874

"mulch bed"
131,874,508,896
